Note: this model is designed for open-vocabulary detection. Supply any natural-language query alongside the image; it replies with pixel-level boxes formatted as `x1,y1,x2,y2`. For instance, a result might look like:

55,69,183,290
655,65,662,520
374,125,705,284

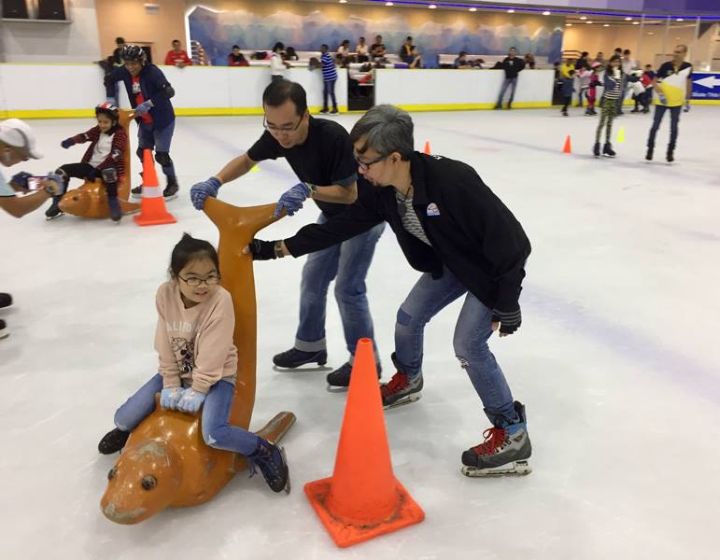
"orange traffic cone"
423,140,431,155
133,149,176,226
304,338,425,548
562,134,572,154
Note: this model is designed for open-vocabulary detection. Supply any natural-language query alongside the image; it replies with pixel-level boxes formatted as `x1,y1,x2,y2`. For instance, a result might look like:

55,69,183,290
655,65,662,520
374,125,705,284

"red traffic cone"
133,149,176,226
562,135,572,154
423,140,431,155
304,338,425,547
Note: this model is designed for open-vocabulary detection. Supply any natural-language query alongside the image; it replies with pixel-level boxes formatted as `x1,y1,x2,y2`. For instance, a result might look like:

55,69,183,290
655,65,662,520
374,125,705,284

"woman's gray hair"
350,104,415,160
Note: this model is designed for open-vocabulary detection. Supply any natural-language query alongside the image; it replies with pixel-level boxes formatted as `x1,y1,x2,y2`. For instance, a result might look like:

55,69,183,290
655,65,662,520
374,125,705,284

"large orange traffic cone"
133,149,176,226
304,338,425,548
423,140,431,155
562,134,572,154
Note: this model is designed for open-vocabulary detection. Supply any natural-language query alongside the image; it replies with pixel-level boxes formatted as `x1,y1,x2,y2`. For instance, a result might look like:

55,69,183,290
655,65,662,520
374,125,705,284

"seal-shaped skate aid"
304,338,424,547
58,110,140,219
101,199,295,524
133,149,176,226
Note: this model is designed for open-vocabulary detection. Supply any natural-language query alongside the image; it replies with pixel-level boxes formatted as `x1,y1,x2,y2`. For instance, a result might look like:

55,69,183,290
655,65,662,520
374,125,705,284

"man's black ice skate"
273,347,327,369
645,146,654,161
593,142,600,158
0,318,8,340
602,143,616,158
0,293,12,309
326,361,382,392
247,438,290,494
163,178,179,200
666,146,675,163
461,401,532,477
98,428,130,454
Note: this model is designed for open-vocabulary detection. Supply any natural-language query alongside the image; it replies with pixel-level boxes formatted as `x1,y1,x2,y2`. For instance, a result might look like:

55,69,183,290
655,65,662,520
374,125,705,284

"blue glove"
274,182,312,218
190,177,222,210
106,97,117,106
160,387,184,409
60,138,75,149
10,171,32,190
44,172,65,196
683,101,690,113
134,100,153,116
177,389,206,413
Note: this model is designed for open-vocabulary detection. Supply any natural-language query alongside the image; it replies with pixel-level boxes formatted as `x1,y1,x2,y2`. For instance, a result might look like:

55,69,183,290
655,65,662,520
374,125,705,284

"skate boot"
326,361,382,392
131,172,144,198
666,145,675,163
461,401,532,477
561,109,568,117
645,146,654,161
602,142,616,158
108,197,122,223
163,177,179,200
593,142,600,158
381,353,423,409
0,319,8,340
0,293,12,309
247,438,290,494
273,347,327,369
98,428,130,454
45,197,64,220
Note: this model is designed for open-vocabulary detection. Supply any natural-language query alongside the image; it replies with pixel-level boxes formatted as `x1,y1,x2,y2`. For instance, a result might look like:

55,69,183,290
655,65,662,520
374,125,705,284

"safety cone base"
133,209,177,226
304,476,425,548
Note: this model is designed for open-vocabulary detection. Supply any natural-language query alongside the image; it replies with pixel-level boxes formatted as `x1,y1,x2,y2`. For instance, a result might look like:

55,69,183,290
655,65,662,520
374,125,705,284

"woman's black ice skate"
98,428,130,454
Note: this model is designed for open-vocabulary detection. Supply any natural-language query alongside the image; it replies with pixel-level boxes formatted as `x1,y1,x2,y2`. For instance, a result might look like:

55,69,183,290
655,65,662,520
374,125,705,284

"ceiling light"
625,17,632,21
339,0,347,3
507,9,515,14
603,24,610,27
429,3,437,8
385,1,393,5
632,21,640,25
676,18,684,22
648,32,654,35
469,7,476,11
566,23,572,27
580,16,587,20
542,11,550,16
586,21,593,24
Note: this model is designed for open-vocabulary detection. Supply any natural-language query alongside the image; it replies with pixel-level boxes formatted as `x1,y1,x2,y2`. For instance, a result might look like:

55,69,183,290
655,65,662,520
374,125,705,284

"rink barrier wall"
1,64,717,119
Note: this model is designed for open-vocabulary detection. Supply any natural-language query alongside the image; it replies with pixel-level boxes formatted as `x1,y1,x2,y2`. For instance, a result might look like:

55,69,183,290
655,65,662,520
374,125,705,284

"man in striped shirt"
320,44,338,114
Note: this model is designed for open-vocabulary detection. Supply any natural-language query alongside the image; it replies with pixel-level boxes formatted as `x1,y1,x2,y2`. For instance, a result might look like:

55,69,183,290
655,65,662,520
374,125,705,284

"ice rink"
1,107,719,559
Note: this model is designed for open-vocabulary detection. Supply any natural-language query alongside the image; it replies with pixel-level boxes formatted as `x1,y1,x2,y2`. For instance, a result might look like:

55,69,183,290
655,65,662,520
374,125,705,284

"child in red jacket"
48,103,127,222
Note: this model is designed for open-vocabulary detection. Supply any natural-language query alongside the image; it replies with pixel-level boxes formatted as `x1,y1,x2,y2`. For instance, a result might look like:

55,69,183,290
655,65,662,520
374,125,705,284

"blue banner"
691,73,720,100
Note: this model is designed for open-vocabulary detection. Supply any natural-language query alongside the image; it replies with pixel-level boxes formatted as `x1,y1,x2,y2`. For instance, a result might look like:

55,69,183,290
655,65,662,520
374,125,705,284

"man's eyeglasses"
179,274,220,287
263,115,303,134
354,153,387,171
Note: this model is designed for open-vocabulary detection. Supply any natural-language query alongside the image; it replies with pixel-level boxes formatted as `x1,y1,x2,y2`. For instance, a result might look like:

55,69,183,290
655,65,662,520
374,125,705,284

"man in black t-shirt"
190,80,385,388
494,47,525,110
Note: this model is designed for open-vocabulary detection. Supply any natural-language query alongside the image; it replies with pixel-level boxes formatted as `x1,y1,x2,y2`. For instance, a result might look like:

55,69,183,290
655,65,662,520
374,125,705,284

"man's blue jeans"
114,374,258,455
138,121,176,180
394,267,520,427
497,77,518,107
295,213,385,361
647,104,682,150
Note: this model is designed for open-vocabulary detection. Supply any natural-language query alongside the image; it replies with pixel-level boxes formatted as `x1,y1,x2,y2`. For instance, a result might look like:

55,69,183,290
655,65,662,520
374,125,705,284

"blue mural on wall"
188,6,564,68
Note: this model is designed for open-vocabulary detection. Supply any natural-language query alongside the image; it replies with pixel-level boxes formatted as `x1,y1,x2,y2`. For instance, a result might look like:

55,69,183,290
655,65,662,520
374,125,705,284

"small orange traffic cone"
562,134,572,154
423,140,431,155
304,338,425,548
133,149,176,226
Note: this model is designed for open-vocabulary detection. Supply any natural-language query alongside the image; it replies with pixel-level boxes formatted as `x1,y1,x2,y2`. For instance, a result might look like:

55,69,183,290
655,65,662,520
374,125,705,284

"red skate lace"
381,372,409,397
471,427,507,456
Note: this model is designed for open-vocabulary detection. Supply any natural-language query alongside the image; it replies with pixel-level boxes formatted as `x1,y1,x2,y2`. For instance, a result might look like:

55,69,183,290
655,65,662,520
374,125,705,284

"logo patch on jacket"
426,203,440,217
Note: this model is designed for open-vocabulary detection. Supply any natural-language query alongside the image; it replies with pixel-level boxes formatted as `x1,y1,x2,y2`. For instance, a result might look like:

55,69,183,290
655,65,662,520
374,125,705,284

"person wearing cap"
0,118,63,340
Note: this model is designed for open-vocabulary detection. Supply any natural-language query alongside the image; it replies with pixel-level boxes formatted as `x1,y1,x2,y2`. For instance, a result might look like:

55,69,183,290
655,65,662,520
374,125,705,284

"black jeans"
57,163,118,200
647,105,682,150
323,80,337,111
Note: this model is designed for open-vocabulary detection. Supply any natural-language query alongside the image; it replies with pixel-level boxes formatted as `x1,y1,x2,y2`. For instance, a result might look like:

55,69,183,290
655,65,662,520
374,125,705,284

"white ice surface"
1,108,719,559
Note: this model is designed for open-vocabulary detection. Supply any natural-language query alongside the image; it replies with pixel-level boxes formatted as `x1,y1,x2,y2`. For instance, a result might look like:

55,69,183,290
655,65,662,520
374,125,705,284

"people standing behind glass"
409,47,423,69
270,42,291,82
356,37,369,63
336,40,352,66
165,40,192,68
399,36,414,64
524,53,536,70
617,49,637,116
370,35,386,61
494,47,526,110
228,45,249,67
593,51,605,66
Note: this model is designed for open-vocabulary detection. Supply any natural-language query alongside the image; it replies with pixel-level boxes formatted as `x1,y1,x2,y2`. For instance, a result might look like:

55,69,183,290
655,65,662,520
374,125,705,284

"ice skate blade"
45,212,65,221
383,393,422,410
272,364,330,373
326,384,349,393
461,460,532,478
280,446,291,495
163,194,178,202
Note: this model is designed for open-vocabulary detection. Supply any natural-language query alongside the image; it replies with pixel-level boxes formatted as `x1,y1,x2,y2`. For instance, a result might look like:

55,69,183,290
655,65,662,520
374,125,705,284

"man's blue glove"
275,182,312,218
134,100,153,116
10,171,32,190
60,138,75,149
160,387,184,410
190,177,222,210
177,389,206,413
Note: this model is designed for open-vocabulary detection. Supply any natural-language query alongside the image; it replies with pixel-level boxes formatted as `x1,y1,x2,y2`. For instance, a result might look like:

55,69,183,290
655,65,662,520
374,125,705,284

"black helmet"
120,44,147,64
95,102,119,123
